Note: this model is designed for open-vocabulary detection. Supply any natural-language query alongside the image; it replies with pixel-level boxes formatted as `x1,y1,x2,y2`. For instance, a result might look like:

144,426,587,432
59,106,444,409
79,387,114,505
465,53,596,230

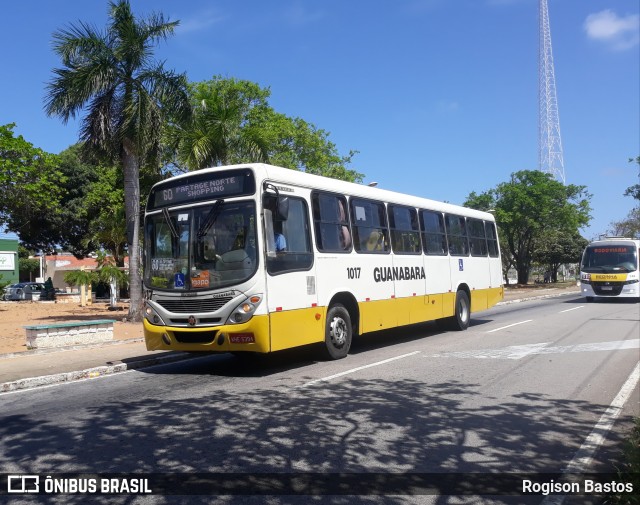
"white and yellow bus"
580,237,640,302
142,163,504,359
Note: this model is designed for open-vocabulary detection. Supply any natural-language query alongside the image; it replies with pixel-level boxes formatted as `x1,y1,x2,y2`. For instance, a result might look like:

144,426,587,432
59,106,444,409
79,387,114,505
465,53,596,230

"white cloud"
584,10,640,51
176,9,225,35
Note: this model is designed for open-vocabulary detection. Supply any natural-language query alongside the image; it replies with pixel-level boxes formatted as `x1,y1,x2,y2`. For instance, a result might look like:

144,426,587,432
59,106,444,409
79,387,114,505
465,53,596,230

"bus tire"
323,303,352,360
449,290,470,331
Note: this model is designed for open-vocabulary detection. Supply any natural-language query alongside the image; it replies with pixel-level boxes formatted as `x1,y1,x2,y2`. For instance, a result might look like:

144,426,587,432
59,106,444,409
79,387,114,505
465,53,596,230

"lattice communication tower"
538,0,565,184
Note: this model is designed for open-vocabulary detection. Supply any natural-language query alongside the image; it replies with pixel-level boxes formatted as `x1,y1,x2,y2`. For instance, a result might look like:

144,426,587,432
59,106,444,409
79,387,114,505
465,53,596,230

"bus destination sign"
149,169,255,209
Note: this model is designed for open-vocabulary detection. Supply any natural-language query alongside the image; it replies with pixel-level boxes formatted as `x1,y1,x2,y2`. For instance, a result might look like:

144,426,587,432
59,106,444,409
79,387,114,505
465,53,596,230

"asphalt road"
1,294,638,505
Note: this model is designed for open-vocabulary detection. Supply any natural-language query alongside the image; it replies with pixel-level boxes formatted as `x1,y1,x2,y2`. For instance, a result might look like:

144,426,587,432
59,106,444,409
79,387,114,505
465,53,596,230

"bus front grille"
173,331,218,344
593,282,623,296
156,296,234,313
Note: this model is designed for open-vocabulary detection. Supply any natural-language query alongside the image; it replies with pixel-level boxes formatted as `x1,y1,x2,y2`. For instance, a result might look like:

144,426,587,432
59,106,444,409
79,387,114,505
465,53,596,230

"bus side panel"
424,255,451,320
490,256,503,293
356,254,396,333
316,254,395,335
449,256,491,313
269,306,326,351
392,254,429,326
266,269,320,351
467,257,492,311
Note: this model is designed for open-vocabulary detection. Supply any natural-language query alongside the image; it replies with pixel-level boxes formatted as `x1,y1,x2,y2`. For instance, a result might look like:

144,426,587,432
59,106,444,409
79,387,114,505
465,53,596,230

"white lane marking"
486,320,533,333
559,306,585,313
541,361,640,505
301,351,421,387
430,340,640,360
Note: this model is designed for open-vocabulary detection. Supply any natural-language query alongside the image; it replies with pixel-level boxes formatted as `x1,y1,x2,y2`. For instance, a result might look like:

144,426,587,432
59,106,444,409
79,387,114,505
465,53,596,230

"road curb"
0,337,146,360
498,289,581,305
0,351,195,394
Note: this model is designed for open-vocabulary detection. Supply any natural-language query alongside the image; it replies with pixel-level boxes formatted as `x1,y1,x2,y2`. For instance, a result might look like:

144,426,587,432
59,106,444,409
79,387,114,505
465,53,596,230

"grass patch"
605,416,640,505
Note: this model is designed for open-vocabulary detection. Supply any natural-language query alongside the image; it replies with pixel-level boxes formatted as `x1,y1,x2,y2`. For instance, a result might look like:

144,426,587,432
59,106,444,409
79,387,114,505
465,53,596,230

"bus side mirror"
263,192,289,221
276,196,289,221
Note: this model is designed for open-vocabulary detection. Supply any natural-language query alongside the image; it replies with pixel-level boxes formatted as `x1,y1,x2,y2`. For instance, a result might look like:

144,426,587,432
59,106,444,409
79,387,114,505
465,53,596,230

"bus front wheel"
323,304,352,360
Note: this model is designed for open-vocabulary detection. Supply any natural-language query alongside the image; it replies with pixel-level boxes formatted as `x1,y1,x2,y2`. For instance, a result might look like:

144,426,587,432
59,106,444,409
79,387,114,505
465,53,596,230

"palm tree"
45,0,190,321
169,77,270,170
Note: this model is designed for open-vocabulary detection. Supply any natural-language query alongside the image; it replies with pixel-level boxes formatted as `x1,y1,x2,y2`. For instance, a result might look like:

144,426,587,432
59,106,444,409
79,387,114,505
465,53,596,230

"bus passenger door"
263,196,322,351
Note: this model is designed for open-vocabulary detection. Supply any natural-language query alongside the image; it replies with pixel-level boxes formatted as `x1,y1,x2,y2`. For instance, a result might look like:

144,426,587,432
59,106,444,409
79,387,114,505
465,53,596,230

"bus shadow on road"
140,317,503,378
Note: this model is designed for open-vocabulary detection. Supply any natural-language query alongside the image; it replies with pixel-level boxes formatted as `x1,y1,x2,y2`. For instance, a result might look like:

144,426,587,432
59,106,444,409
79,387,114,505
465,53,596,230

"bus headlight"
226,294,263,324
144,303,166,326
580,273,591,284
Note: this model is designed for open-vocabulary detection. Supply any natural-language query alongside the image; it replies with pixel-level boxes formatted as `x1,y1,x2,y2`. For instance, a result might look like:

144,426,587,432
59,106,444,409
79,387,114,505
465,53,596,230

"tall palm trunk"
122,141,142,320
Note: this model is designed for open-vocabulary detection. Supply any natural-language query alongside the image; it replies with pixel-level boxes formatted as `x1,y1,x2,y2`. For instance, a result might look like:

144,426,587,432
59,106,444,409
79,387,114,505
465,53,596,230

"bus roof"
152,163,496,222
586,237,640,247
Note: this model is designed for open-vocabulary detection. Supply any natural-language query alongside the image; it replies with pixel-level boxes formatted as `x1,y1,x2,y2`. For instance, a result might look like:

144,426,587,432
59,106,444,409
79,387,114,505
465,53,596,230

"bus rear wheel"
323,304,352,360
447,290,470,331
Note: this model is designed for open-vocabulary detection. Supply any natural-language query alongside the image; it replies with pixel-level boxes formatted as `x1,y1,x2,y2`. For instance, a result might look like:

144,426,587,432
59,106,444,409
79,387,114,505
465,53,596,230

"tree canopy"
465,170,592,284
167,76,362,182
0,124,66,247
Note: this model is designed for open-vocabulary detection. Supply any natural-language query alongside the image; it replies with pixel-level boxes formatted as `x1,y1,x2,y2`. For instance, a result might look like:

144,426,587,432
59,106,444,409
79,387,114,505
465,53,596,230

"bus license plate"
601,286,613,291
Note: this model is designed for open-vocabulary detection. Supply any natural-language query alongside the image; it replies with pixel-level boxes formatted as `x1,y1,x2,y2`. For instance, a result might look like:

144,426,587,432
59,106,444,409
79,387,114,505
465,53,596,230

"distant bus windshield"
581,245,638,273
147,168,255,210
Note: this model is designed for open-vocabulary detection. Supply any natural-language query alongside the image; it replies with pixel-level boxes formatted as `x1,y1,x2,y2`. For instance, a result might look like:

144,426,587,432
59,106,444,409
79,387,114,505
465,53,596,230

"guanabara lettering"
373,266,426,283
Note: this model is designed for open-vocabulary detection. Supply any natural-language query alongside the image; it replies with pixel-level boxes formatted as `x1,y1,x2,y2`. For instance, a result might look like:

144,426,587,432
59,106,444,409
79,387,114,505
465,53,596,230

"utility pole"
539,0,565,184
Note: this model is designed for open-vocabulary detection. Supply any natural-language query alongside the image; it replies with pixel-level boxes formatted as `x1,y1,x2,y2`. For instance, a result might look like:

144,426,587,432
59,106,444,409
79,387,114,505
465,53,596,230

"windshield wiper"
197,200,224,239
162,208,179,239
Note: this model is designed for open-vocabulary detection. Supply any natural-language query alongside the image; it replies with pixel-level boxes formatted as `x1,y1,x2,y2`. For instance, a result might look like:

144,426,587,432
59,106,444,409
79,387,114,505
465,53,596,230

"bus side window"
350,198,390,254
445,214,469,256
468,218,488,256
420,210,447,255
312,192,352,253
388,204,421,254
485,222,499,257
266,197,313,275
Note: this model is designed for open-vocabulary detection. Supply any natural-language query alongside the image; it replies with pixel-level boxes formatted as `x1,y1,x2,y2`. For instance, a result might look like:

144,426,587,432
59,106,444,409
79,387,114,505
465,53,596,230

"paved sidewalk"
0,285,582,393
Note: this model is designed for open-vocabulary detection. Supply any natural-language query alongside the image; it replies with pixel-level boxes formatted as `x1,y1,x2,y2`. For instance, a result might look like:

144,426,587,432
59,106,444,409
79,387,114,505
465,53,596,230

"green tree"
533,231,588,282
83,164,128,266
0,124,66,243
45,0,190,321
14,144,103,255
94,251,128,307
169,76,362,182
465,170,591,284
17,246,40,282
624,156,640,201
168,77,271,169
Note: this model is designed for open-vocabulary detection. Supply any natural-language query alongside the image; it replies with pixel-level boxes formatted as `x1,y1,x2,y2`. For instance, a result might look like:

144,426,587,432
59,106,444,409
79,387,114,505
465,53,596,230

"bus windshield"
581,245,638,273
144,201,257,290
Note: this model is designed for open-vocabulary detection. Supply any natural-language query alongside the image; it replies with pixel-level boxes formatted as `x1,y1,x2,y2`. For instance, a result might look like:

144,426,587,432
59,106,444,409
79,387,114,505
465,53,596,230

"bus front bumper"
143,314,271,353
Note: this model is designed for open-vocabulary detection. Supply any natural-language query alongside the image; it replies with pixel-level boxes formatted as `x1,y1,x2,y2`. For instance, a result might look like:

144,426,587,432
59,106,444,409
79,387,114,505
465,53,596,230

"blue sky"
2,0,638,241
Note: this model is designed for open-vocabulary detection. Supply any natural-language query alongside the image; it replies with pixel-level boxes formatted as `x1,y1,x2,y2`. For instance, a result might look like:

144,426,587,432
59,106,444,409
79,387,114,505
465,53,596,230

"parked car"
2,282,46,301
